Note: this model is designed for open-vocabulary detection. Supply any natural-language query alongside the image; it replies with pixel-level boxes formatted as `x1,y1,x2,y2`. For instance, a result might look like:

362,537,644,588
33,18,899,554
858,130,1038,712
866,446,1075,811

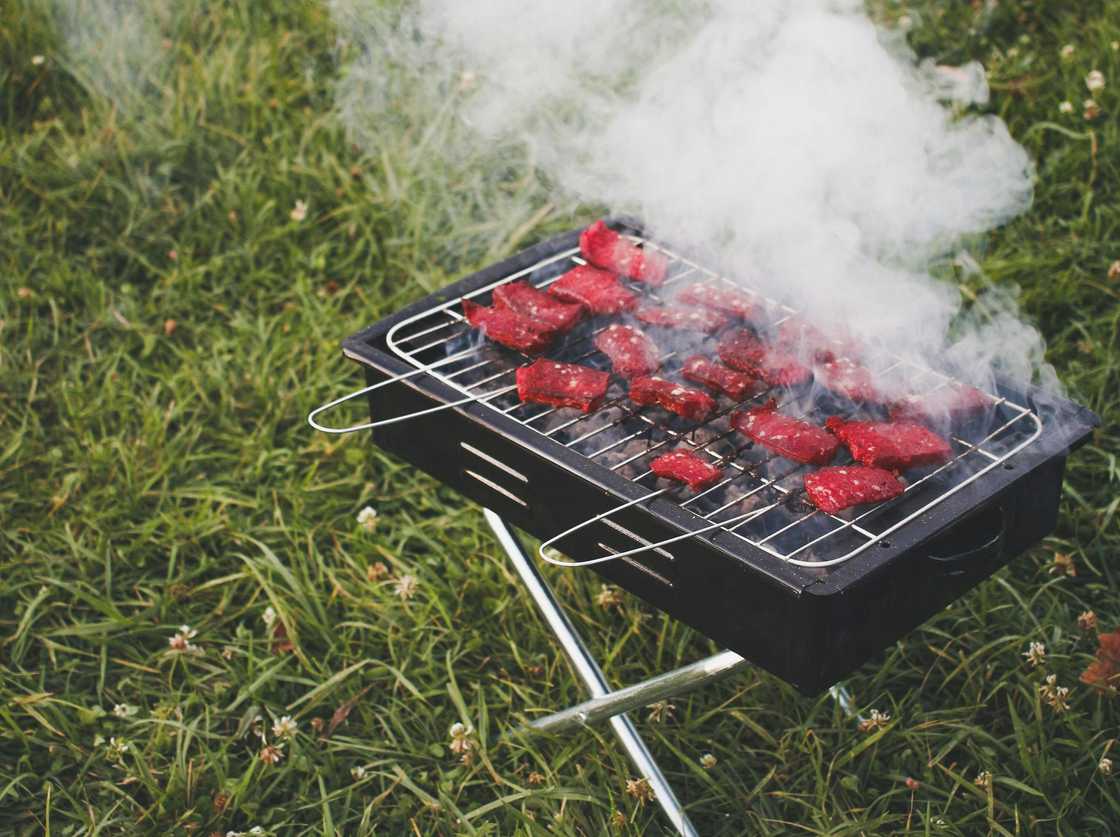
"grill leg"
483,509,700,837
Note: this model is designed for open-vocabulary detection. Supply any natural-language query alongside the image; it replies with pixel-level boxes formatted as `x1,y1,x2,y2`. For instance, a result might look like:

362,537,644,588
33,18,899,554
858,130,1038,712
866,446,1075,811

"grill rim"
341,220,1099,593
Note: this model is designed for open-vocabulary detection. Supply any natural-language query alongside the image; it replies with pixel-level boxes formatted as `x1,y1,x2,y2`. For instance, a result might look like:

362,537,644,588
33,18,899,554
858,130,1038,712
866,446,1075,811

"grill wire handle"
539,489,781,567
307,352,513,434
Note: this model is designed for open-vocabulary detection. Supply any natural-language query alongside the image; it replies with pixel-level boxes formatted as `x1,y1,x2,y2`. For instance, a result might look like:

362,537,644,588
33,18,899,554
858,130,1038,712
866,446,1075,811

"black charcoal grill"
316,219,1097,695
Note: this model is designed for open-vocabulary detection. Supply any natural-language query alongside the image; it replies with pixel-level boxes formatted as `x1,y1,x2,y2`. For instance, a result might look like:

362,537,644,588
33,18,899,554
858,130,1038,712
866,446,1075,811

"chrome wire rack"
374,234,1043,571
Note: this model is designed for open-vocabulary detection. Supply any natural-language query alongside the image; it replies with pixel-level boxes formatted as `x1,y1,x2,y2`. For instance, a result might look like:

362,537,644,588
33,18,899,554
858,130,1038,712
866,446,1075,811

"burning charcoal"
579,220,668,286
630,376,717,421
516,359,610,413
777,318,861,363
493,280,584,333
634,303,729,334
804,466,905,514
681,355,761,401
825,417,952,471
717,330,812,387
549,264,638,315
462,299,556,354
889,384,991,428
650,449,723,491
730,400,839,465
594,324,661,378
675,283,759,322
814,357,881,404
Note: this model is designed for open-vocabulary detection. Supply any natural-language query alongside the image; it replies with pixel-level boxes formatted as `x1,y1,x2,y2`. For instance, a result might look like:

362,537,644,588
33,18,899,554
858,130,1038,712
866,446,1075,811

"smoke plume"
330,0,1058,396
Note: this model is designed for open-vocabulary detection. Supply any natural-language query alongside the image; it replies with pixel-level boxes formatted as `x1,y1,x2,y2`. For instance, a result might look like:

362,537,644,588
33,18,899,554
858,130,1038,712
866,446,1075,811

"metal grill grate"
381,235,1043,570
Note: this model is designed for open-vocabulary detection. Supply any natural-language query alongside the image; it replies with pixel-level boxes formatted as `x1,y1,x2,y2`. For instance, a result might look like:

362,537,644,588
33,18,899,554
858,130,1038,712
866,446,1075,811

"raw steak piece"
630,376,717,421
493,280,585,333
681,355,760,401
634,303,729,334
777,318,861,363
815,357,881,404
825,417,952,471
804,466,905,514
580,220,668,286
675,283,759,321
730,400,839,465
462,300,556,354
889,384,991,427
516,359,610,413
594,324,661,378
717,330,812,387
650,449,723,491
548,264,638,315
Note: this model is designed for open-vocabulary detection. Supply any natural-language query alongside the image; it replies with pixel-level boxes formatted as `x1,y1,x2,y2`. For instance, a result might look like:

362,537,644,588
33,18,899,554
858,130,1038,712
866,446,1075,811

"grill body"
340,224,1097,694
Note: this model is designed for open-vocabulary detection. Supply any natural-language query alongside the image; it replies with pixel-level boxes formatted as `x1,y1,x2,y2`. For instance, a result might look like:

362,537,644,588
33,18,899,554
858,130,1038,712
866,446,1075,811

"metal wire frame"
378,234,1043,570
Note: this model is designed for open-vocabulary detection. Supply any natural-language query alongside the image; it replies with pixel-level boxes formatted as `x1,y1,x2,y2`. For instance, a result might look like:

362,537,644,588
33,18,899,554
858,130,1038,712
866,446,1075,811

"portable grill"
310,219,1096,833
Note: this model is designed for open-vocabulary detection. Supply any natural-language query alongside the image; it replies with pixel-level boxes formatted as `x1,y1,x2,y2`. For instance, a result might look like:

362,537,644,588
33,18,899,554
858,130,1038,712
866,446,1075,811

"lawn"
2,1,1118,834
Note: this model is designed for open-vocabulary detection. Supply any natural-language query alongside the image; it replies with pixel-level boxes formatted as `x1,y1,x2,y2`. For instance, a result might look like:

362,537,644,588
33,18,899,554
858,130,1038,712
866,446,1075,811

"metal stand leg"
484,510,701,837
484,510,861,835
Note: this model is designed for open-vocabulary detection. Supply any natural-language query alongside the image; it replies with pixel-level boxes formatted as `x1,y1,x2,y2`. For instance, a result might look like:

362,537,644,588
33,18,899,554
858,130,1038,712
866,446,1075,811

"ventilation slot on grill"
463,470,528,508
460,442,528,483
597,544,674,588
600,519,675,562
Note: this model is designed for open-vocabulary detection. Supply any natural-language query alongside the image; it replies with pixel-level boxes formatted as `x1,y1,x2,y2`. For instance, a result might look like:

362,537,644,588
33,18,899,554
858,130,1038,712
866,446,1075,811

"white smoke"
50,0,175,117
344,1,1055,395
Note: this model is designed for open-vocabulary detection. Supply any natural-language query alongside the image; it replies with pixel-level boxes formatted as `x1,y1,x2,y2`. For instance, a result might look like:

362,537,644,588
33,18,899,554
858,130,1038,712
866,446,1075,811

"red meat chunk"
549,264,638,316
680,355,760,401
730,400,839,465
804,466,905,514
717,330,812,387
650,449,723,491
594,324,661,378
777,318,861,363
815,357,881,404
889,384,991,427
634,303,729,334
515,359,610,413
630,376,716,421
579,220,668,286
825,417,952,471
462,299,556,354
493,280,584,333
675,283,759,321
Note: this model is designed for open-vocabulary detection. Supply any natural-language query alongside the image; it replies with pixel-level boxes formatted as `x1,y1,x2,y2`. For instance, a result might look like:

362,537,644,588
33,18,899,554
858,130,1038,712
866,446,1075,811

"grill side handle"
307,353,514,433
924,503,1006,575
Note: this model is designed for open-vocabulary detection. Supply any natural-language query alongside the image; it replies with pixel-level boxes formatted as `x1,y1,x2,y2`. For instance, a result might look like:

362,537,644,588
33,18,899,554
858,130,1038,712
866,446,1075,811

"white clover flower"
290,200,308,222
351,765,368,780
1060,44,1075,60
1084,99,1101,120
699,753,717,769
858,708,891,732
1039,674,1072,713
1023,641,1046,667
272,715,298,740
31,55,45,66
394,574,418,601
356,505,378,532
449,722,474,755
106,737,129,762
168,625,202,654
1059,101,1074,114
1086,70,1105,92
262,606,277,628
1100,757,1113,776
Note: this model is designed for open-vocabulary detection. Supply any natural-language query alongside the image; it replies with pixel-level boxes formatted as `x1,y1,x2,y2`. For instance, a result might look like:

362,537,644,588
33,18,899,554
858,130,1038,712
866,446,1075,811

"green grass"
2,1,1119,834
